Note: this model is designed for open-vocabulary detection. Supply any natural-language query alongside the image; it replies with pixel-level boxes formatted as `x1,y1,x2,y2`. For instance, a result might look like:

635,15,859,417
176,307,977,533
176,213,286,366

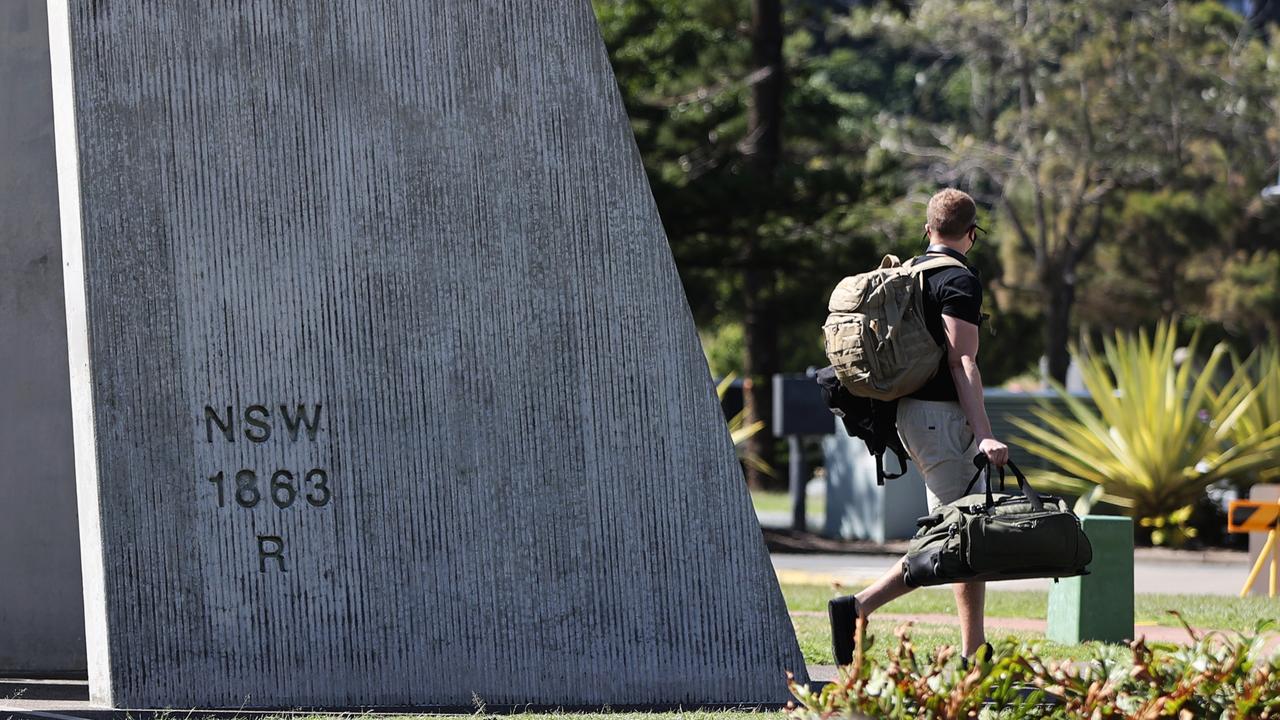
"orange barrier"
1229,500,1280,598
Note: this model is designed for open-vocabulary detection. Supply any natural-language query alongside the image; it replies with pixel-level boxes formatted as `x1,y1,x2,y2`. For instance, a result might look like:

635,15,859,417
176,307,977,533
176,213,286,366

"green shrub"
716,372,772,478
787,618,1280,719
1008,322,1280,545
1222,344,1280,486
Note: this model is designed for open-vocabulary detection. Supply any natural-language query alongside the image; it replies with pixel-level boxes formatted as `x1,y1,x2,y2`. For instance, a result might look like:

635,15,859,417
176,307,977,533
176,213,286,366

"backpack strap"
872,255,967,349
905,255,967,275
905,254,970,294
875,447,909,485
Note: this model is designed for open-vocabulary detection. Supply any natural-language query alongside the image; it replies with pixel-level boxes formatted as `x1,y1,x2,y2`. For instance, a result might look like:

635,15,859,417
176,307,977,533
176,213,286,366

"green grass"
780,582,1279,633
749,490,824,518
1134,592,1280,632
782,581,1048,619
790,613,1104,666
780,582,1280,666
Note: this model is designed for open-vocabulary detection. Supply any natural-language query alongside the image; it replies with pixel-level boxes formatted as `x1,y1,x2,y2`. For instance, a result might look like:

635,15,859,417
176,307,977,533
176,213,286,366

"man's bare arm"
942,314,1009,466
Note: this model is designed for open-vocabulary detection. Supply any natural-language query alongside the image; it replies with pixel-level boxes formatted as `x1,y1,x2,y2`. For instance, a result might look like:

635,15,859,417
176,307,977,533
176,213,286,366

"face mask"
967,224,988,253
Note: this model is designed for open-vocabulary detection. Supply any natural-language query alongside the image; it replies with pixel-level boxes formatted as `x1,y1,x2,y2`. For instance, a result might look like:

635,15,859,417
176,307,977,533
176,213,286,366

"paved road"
770,551,1252,595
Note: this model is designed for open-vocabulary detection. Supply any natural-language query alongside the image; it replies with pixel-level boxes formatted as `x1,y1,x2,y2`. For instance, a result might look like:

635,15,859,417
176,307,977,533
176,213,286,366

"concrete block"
1047,515,1134,644
47,0,805,708
0,0,85,676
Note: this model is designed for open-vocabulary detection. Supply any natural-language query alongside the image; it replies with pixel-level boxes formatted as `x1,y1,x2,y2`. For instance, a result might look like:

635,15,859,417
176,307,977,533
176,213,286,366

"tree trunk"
1042,262,1077,385
741,0,784,490
746,0,783,168
742,268,779,490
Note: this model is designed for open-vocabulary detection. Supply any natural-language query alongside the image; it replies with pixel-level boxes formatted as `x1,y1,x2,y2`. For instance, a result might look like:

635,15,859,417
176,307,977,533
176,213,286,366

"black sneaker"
828,595,862,666
961,641,994,670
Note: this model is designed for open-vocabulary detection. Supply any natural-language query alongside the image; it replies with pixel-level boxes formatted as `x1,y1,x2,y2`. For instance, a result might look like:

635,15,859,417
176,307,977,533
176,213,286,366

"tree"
595,0,924,488
1075,189,1229,330
862,0,1279,382
1204,250,1280,344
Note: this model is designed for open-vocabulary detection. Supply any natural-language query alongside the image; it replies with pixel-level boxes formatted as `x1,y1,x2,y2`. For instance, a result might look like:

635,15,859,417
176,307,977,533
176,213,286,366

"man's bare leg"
854,561,987,655
954,580,986,656
853,557,913,615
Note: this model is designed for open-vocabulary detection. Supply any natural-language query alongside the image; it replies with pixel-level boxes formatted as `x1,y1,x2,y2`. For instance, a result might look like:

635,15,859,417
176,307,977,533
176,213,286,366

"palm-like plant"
1010,323,1280,543
1222,344,1280,485
716,373,774,478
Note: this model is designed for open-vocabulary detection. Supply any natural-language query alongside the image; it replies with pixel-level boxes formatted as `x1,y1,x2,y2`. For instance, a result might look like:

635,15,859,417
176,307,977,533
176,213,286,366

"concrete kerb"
0,704,797,720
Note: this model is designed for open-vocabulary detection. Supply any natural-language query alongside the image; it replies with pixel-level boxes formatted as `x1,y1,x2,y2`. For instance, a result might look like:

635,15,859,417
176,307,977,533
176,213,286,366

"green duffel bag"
903,458,1092,587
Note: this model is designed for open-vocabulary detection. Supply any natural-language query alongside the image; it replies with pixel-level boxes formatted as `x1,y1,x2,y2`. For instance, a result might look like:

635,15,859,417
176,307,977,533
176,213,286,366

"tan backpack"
823,254,967,400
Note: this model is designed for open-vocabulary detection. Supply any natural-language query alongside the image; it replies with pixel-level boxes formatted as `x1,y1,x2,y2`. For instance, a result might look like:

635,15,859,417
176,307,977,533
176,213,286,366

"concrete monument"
48,0,805,708
0,0,86,676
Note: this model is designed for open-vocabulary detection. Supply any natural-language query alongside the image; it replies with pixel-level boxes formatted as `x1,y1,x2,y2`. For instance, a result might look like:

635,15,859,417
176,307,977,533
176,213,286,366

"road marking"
0,707,92,720
775,569,881,586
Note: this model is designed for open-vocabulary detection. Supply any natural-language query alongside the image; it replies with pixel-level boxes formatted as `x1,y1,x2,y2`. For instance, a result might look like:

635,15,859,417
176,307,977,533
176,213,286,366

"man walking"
829,188,1009,665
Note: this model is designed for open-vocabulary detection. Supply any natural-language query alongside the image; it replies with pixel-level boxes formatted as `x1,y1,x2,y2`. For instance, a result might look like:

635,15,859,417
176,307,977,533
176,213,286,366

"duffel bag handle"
1003,459,1045,511
962,455,993,506
966,455,1045,511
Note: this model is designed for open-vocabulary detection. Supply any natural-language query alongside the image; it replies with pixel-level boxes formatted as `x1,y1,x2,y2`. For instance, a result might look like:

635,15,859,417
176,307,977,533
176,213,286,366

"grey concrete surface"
822,428,927,542
0,0,86,676
48,0,803,709
771,550,1253,596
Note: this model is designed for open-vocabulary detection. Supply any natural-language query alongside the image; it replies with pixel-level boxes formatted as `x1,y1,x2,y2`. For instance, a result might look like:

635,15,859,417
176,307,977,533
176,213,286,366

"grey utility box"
983,389,1091,471
822,421,927,543
772,373,832,436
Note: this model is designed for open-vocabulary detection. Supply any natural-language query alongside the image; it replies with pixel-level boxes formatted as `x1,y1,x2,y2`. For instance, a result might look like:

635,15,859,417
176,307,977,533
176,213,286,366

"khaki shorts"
896,398,982,511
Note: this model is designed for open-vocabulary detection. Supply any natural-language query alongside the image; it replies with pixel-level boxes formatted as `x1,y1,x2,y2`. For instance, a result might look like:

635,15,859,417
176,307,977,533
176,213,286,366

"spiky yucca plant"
716,373,773,478
1009,323,1280,542
1222,344,1280,484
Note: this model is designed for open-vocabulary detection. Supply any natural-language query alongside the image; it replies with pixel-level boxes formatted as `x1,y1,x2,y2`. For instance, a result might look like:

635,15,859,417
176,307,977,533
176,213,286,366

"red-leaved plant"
787,613,1279,719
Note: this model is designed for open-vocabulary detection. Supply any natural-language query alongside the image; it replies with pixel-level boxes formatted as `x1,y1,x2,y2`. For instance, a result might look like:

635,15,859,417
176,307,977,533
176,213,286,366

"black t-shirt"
907,249,983,401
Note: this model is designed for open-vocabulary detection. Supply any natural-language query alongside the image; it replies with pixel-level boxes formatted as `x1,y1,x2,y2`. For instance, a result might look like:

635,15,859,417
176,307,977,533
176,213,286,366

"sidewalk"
763,525,1253,596
771,551,1252,595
